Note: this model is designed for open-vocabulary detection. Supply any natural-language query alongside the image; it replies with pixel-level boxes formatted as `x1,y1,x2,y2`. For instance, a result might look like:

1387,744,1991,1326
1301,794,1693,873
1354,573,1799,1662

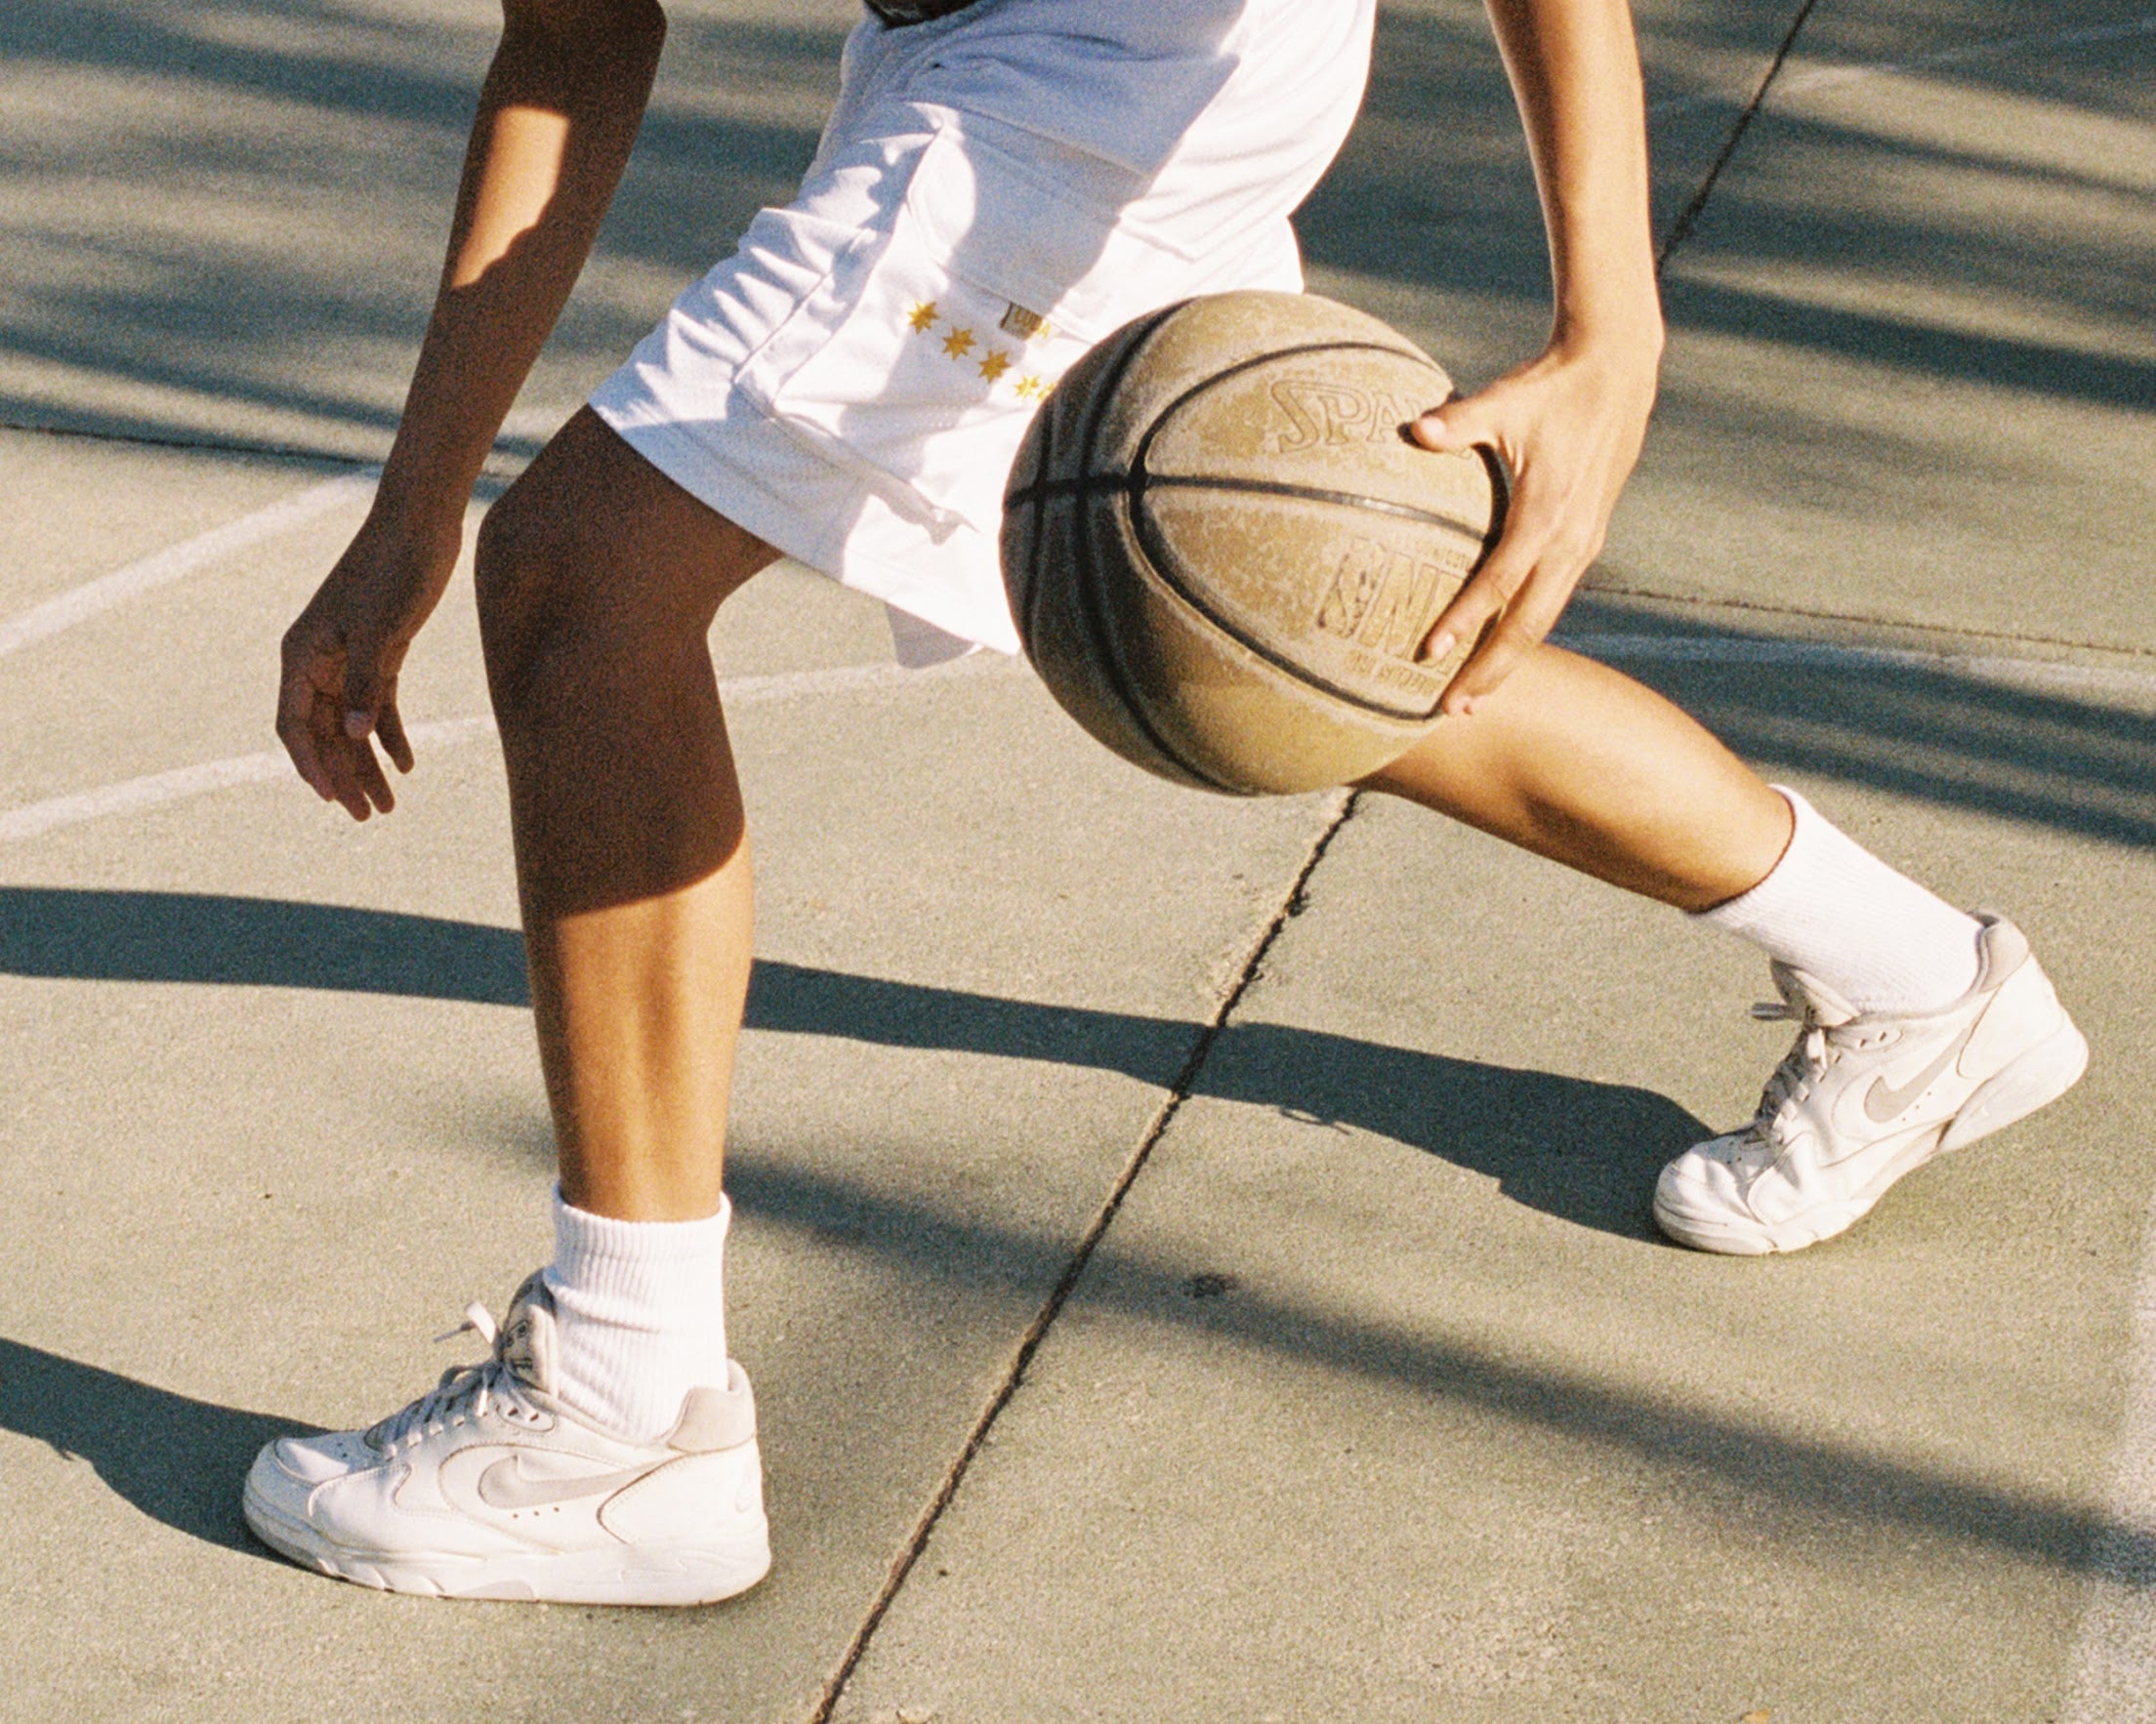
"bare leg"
1361,643,1791,912
476,410,778,1221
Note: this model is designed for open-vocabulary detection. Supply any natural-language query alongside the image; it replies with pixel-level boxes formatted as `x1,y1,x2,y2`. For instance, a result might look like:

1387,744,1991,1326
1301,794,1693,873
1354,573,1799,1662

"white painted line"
1,634,2142,848
0,468,380,660
0,649,1020,845
0,718,495,844
1648,15,2156,118
715,645,1018,710
2060,1211,2156,1723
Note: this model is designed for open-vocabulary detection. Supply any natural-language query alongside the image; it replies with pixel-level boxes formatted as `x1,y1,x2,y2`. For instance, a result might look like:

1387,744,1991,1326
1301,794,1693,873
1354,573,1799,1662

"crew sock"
543,1189,732,1444
1695,786,1983,1015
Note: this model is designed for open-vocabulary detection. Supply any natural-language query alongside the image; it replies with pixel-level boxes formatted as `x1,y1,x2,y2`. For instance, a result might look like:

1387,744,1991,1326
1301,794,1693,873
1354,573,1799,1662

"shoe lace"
1743,997,1837,1140
365,1301,542,1456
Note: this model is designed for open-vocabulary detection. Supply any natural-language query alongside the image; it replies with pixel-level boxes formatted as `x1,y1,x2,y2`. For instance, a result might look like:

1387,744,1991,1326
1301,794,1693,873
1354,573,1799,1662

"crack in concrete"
808,788,1361,1724
1656,0,1826,270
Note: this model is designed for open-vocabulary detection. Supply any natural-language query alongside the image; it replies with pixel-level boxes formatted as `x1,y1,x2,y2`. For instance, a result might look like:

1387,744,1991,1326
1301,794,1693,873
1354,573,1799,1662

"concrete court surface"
0,1,2151,1721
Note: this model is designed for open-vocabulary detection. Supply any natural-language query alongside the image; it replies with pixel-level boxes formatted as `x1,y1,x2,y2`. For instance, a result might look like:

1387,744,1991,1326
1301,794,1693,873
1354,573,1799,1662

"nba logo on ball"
1001,292,1506,796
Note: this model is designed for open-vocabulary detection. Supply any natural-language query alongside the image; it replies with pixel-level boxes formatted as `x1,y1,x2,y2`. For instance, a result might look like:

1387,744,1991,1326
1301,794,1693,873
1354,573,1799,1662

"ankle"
544,1188,733,1443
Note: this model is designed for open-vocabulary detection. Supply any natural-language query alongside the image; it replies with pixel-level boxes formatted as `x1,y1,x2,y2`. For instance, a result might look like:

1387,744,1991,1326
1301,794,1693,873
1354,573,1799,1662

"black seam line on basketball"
1017,337,1061,666
1070,308,1229,789
1121,491,1443,724
1132,340,1447,474
1081,480,1223,790
802,791,1360,1724
1114,329,1470,723
1046,309,1170,684
1102,325,1509,585
1009,472,1493,544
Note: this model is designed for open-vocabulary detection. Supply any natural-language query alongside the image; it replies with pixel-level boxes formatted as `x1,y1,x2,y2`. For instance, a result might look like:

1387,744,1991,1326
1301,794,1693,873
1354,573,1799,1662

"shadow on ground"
8,0,2147,462
1560,596,2156,850
4,1164,2146,1590
0,884,1697,1241
725,1156,2156,1588
0,1337,319,1558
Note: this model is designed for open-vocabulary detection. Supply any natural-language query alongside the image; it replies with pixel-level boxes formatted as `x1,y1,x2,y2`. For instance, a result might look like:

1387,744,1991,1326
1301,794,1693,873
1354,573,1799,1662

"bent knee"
474,461,687,705
476,422,773,702
474,464,585,634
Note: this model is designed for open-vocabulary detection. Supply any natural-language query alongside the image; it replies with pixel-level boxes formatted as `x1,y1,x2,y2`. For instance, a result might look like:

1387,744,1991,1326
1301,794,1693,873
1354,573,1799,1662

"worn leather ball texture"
1001,291,1506,796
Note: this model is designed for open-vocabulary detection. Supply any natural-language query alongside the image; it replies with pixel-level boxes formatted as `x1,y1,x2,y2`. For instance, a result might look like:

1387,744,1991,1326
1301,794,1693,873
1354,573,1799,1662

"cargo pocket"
733,123,1196,538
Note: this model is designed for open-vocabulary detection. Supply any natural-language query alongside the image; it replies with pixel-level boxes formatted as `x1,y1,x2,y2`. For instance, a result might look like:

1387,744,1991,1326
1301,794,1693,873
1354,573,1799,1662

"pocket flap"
902,125,1192,344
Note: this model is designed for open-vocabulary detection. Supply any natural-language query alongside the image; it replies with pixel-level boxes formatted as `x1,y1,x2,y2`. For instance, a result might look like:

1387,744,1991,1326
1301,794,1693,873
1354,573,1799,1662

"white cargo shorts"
590,0,1376,656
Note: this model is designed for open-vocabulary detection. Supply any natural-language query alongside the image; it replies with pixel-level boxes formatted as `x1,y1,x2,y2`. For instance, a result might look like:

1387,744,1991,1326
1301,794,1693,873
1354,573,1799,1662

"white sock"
543,1189,732,1444
1695,787,1983,1015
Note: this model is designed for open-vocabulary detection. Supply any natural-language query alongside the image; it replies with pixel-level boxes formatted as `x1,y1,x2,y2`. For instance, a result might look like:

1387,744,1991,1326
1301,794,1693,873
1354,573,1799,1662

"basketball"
1000,291,1506,796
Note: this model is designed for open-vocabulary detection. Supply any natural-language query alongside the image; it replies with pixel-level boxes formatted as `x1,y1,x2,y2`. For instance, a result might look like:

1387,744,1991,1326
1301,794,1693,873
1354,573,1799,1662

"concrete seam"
1655,0,1825,269
804,788,1361,1724
1583,582,2156,664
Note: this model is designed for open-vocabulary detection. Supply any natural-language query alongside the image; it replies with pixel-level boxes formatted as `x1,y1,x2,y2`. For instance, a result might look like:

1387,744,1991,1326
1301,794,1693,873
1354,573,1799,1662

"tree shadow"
0,1336,320,1558
7,1168,2148,1585
1557,595,2156,851
726,1156,2156,1587
0,0,846,454
0,885,1696,1241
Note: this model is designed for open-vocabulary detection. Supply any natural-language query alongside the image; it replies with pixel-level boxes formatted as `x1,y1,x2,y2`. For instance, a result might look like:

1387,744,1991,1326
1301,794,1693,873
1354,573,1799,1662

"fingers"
375,698,416,776
276,622,407,820
1411,394,1491,455
311,694,377,820
1413,460,1603,716
277,624,345,805
1437,554,1583,714
341,623,393,741
1422,497,1599,715
1406,360,1637,717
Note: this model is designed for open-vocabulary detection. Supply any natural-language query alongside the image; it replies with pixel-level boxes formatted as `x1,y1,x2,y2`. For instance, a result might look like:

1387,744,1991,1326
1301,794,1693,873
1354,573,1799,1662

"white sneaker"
242,1274,770,1604
1655,914,2088,1255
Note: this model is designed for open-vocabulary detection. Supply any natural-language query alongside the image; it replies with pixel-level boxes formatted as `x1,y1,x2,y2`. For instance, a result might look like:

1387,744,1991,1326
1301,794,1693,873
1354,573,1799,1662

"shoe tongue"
1770,961,1859,1027
496,1272,560,1395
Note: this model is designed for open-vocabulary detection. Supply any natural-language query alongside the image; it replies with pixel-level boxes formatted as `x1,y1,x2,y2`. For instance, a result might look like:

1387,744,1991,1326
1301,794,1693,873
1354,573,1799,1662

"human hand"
276,513,460,819
1412,333,1659,716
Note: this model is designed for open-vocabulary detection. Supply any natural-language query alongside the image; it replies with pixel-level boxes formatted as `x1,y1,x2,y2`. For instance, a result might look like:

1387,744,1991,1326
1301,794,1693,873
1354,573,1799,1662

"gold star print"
977,350,1012,383
1013,374,1045,400
941,326,976,359
907,301,938,333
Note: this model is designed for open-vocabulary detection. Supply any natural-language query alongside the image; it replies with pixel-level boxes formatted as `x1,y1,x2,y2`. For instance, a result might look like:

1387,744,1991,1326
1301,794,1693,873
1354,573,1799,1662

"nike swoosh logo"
1863,1020,1979,1124
477,1455,665,1511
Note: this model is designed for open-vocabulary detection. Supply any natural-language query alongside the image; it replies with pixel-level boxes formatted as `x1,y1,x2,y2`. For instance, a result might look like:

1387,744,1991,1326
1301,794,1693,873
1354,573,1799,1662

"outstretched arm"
1414,0,1664,716
278,0,666,818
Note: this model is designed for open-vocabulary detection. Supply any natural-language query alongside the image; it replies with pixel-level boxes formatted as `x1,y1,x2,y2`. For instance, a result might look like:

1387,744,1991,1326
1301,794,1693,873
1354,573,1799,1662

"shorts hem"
590,383,1023,657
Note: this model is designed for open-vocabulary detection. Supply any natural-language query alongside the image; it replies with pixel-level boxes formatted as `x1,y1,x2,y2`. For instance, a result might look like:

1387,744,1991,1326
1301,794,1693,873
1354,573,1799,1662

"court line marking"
8,618,2156,1692
0,650,1018,843
4,633,2149,847
1649,15,2156,118
0,468,380,661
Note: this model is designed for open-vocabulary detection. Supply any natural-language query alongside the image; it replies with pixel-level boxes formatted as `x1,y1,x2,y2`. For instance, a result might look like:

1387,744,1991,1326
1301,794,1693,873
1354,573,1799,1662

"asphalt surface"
2,1,2152,1719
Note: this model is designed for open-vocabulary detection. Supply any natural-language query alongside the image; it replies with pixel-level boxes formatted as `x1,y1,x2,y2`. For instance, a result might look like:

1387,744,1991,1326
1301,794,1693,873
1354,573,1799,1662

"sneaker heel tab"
667,1368,757,1453
1970,912,2029,982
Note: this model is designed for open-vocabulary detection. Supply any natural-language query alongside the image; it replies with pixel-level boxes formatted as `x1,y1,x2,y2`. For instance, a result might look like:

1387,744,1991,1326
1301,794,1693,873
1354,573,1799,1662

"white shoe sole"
1654,1017,2091,1256
242,1477,772,1606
